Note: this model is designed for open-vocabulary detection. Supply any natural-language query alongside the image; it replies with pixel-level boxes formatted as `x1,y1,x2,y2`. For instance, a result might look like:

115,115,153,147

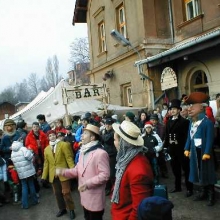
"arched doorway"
190,70,209,95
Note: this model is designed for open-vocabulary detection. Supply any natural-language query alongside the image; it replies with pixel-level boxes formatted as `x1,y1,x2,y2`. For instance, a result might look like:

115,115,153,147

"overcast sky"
0,0,88,92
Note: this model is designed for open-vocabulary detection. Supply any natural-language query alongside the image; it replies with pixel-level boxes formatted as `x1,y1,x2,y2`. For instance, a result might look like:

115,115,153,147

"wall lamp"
110,29,131,47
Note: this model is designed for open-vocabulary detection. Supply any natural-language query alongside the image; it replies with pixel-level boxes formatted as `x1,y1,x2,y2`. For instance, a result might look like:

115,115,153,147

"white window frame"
185,0,200,20
98,21,106,53
126,86,133,106
117,4,127,38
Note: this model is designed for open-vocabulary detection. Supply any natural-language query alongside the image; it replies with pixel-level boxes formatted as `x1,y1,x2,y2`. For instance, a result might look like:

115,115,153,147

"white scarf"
49,139,60,153
80,141,99,154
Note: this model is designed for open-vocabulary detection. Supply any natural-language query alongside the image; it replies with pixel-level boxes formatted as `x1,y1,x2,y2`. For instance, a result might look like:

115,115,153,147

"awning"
135,28,220,68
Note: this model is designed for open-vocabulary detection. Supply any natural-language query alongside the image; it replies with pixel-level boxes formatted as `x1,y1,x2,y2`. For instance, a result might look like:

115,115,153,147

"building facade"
73,0,220,109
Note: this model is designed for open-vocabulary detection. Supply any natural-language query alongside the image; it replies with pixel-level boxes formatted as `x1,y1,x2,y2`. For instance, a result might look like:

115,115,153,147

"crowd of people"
0,91,219,220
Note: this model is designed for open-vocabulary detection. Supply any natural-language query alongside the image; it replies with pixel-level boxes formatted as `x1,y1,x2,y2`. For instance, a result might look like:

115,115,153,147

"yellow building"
73,0,220,109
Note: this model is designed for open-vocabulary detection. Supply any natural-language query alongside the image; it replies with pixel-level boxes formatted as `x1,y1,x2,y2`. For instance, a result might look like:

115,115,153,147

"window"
116,4,126,38
121,83,132,106
184,0,200,20
98,21,106,53
191,70,209,94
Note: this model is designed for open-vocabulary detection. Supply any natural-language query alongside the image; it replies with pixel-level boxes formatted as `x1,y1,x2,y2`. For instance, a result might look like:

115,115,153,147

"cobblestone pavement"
0,165,219,220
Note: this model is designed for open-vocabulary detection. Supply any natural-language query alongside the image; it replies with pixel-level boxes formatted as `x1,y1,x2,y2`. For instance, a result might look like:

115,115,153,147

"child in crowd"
142,121,163,185
11,141,38,209
7,159,21,204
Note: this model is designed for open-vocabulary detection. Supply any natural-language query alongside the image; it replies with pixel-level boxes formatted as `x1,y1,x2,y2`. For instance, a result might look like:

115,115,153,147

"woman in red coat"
111,121,154,220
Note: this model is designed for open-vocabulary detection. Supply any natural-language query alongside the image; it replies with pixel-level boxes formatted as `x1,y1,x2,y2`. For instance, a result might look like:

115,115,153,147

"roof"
72,0,88,25
135,27,220,67
0,101,14,106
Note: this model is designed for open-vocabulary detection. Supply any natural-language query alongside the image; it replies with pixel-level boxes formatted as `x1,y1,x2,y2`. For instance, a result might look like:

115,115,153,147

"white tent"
9,80,145,126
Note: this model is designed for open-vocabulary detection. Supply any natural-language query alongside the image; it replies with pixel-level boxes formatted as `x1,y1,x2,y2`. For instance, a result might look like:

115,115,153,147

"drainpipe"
137,65,155,109
168,0,174,43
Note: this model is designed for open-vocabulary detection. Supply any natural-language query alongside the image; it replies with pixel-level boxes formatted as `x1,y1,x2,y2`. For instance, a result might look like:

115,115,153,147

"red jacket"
111,153,154,220
25,130,49,155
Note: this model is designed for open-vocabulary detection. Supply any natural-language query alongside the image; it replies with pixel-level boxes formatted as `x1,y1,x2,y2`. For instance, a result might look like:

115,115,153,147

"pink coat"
63,147,110,211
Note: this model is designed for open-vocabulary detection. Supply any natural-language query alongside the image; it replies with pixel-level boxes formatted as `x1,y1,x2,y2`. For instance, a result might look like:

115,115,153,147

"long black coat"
164,115,190,159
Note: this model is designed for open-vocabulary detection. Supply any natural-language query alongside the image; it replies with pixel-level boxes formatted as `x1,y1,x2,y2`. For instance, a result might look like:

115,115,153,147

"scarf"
80,141,99,154
49,139,60,153
111,139,143,204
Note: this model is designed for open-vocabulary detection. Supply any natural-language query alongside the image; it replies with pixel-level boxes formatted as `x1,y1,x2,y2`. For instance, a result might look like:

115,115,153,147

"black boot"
207,185,215,206
193,185,208,201
69,210,76,220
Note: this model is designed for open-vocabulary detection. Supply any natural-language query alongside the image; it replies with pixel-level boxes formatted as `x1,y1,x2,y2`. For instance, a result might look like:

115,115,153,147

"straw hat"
112,121,143,146
84,124,100,136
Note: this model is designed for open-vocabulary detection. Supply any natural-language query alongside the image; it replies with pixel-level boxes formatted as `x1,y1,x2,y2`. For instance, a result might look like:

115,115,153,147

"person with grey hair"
111,120,154,220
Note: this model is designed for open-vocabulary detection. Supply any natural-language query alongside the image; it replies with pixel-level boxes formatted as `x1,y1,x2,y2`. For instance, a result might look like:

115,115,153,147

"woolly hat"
183,92,209,105
83,124,100,136
125,111,135,121
144,121,153,129
11,141,23,150
138,196,174,220
4,119,16,127
112,120,143,146
150,114,159,120
105,118,114,125
47,130,56,137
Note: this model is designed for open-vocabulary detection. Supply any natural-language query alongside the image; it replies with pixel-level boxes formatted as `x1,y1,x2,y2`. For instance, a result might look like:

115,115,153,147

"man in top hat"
163,99,193,197
184,92,216,206
56,124,110,220
41,130,76,219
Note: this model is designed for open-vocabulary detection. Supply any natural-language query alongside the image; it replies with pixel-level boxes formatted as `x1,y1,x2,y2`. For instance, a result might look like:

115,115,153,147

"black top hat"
169,99,181,109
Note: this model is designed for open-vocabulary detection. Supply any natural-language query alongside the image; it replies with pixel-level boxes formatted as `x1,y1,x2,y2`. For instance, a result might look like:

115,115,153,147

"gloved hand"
202,154,210,160
184,150,190,157
78,183,87,192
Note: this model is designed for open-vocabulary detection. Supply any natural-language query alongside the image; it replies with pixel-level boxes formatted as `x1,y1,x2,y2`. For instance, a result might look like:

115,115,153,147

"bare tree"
28,73,39,98
39,77,49,92
14,79,30,102
69,37,90,68
45,55,62,88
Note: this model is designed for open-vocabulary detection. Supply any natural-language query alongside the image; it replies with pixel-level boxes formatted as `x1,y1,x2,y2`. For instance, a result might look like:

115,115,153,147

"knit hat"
138,196,174,220
4,119,16,127
144,121,153,129
47,130,56,137
125,111,135,121
112,121,143,146
105,118,114,125
150,114,159,121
